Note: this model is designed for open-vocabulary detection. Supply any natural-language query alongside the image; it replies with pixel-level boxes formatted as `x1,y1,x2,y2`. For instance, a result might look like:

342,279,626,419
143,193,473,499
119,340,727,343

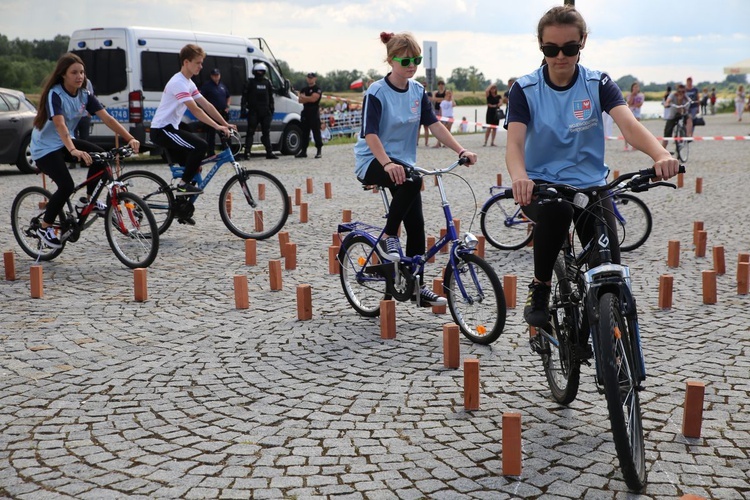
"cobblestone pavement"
1,113,748,499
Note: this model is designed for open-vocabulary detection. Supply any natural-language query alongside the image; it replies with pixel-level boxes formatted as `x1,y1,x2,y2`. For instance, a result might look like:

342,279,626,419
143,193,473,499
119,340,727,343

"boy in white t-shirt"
150,44,235,195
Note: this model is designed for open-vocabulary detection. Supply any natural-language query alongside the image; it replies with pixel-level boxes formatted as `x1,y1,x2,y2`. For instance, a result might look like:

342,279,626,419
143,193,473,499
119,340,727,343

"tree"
725,74,748,84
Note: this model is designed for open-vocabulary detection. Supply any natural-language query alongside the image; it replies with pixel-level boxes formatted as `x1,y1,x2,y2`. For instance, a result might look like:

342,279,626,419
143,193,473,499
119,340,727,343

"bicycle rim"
614,194,652,252
219,171,289,239
119,170,174,235
11,186,64,261
104,192,160,268
597,292,647,491
444,253,505,344
339,236,388,317
480,196,533,250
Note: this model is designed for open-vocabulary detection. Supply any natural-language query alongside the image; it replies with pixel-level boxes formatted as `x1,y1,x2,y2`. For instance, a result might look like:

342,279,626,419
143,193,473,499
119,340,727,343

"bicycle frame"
168,147,241,201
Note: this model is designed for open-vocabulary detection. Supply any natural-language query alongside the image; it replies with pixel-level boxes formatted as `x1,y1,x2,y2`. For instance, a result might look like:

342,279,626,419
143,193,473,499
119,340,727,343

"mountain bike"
480,187,652,252
495,165,684,491
667,98,693,163
119,131,289,239
337,157,506,345
11,146,159,269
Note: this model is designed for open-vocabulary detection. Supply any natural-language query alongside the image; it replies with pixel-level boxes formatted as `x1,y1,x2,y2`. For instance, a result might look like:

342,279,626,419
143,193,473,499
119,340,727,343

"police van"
68,27,304,156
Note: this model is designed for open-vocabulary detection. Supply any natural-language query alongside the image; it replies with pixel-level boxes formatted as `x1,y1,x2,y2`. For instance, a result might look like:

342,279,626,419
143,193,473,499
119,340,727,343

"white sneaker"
37,227,62,249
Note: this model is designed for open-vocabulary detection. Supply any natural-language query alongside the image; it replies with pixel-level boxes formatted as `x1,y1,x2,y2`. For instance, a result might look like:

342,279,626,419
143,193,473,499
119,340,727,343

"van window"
141,52,181,92
72,49,127,95
142,52,248,95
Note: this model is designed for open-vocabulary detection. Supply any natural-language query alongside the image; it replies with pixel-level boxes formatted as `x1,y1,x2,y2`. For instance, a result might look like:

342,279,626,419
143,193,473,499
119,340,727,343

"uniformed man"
297,72,323,159
241,62,277,159
200,68,231,156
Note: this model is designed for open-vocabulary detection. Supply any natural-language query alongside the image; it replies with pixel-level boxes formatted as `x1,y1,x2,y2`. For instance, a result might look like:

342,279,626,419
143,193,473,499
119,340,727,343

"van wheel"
16,135,35,174
279,123,303,156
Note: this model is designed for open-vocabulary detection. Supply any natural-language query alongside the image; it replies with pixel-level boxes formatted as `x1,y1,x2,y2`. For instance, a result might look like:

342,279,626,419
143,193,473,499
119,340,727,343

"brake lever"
631,180,676,193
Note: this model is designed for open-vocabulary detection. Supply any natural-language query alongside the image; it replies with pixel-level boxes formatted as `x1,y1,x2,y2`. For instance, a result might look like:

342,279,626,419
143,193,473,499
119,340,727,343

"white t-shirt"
151,72,201,129
439,99,454,118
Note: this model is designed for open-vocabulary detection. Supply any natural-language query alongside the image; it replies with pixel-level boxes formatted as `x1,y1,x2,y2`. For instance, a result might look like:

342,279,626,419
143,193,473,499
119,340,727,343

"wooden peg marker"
342,209,352,223
4,251,16,281
693,221,703,246
294,187,302,206
702,270,717,304
133,268,148,302
680,495,706,500
306,177,313,194
496,173,502,186
296,284,312,320
380,299,396,339
420,178,425,191
254,210,264,232
427,236,436,263
328,245,340,274
503,275,517,309
453,218,461,235
502,412,522,476
432,278,446,314
677,172,684,188
299,203,308,223
442,323,460,369
284,243,297,270
269,260,282,290
244,238,257,266
463,359,480,410
224,192,232,218
287,196,293,215
738,262,749,295
612,169,620,180
30,265,43,299
332,232,340,246
278,231,290,257
682,381,706,438
695,230,707,258
476,235,486,258
712,246,725,275
233,275,249,309
439,228,448,253
739,253,750,264
324,182,332,199
667,240,680,268
258,183,265,201
695,177,703,194
658,274,673,309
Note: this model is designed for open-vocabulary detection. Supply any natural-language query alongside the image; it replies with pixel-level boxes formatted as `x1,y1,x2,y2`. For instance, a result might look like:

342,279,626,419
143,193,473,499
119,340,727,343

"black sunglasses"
392,56,423,67
540,44,581,58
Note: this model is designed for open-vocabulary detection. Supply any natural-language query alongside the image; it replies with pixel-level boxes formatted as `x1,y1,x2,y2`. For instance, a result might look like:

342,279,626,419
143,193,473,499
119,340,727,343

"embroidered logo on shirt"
573,99,592,120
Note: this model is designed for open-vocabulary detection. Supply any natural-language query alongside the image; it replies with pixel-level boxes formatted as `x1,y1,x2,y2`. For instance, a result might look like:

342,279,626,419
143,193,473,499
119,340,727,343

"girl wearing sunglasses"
353,31,477,306
504,5,679,330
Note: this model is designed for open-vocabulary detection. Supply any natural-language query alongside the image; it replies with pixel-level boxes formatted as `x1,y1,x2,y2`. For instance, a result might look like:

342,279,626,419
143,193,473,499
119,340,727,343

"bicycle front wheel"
338,235,390,317
674,124,689,162
104,192,160,269
219,170,289,239
11,186,65,261
597,292,647,492
118,170,175,235
443,253,505,344
614,193,653,252
479,195,533,250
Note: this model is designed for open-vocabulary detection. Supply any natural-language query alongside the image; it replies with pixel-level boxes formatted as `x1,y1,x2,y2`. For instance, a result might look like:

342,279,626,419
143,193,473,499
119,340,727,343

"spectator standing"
432,80,446,147
624,81,644,150
736,85,746,121
684,77,699,136
709,87,717,115
241,62,278,160
438,89,456,135
320,121,331,143
200,68,231,157
700,87,709,115
297,72,324,158
484,84,501,147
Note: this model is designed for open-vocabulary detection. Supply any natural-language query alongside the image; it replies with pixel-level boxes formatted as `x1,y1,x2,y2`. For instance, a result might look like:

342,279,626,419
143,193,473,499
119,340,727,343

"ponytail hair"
379,31,421,64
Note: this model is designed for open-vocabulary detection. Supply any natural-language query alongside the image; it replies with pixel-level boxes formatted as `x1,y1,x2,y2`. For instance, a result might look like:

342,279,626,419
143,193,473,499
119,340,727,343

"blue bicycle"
337,157,506,345
119,132,289,239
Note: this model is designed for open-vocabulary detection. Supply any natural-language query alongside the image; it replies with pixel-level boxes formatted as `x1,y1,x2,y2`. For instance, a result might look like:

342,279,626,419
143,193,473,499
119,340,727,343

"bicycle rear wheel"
614,193,652,252
443,253,505,344
104,192,160,269
674,123,689,162
597,292,647,491
338,235,390,317
11,186,65,261
479,195,533,250
219,170,289,239
118,170,174,235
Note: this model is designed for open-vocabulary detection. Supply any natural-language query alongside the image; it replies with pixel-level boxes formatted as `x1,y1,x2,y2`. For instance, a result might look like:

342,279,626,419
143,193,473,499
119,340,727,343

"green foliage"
447,66,489,92
0,33,69,93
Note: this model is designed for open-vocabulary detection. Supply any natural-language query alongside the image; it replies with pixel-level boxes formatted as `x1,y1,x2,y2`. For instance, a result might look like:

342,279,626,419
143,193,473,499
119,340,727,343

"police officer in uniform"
200,68,231,156
241,62,277,159
297,72,323,158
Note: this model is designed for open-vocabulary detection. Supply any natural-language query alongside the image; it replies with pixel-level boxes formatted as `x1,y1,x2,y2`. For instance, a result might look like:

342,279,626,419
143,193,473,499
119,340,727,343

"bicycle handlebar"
89,146,134,163
407,156,471,179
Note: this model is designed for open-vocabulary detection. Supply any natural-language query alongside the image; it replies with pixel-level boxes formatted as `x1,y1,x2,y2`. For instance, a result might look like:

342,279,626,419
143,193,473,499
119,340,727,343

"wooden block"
244,238,257,266
612,169,620,180
463,358,480,411
738,262,749,295
306,177,313,194
476,235,486,259
284,243,297,270
527,223,534,247
712,246,725,275
739,253,750,264
658,274,673,310
420,178,425,191
432,278,446,314
439,228,448,253
380,299,396,339
677,172,684,188
269,260,282,291
702,270,717,305
299,203,308,223
695,230,707,258
502,412,522,476
278,231,290,257
224,192,232,218
695,177,703,194
294,187,302,206
427,236,436,263
442,323,460,369
503,275,517,309
258,183,265,201
667,240,680,268
342,209,352,223
324,182,332,199
30,265,43,299
680,495,706,500
234,275,249,309
434,175,439,187
296,284,312,320
332,232,340,246
4,251,16,281
254,210,264,232
38,200,47,209
693,221,703,246
682,381,706,438
328,245,340,274
287,195,293,215
453,218,461,236
134,268,148,302
496,173,502,186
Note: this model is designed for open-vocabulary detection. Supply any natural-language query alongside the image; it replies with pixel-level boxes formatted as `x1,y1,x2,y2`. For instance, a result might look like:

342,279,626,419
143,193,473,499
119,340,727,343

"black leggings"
150,125,207,183
521,184,620,283
35,139,104,225
360,159,425,257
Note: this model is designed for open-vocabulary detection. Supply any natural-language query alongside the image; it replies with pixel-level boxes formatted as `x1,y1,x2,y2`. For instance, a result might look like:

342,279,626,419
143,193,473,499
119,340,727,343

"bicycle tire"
443,253,506,344
597,292,647,491
11,186,65,261
674,123,689,163
118,170,175,235
338,235,390,317
219,170,289,239
614,193,652,252
479,194,533,250
104,192,160,269
541,254,581,404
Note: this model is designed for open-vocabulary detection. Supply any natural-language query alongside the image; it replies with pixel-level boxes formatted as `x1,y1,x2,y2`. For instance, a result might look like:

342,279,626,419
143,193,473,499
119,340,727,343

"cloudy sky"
2,0,748,85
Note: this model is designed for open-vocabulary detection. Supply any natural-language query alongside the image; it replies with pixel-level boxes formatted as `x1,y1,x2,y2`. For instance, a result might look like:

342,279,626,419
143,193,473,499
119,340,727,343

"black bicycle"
498,165,684,492
667,98,693,163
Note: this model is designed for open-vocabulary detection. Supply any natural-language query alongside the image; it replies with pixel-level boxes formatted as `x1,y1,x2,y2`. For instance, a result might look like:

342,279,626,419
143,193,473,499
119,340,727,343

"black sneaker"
415,286,447,307
523,280,551,327
37,227,62,249
380,236,402,262
266,153,279,160
295,151,308,158
178,217,196,225
315,149,322,159
175,183,203,196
